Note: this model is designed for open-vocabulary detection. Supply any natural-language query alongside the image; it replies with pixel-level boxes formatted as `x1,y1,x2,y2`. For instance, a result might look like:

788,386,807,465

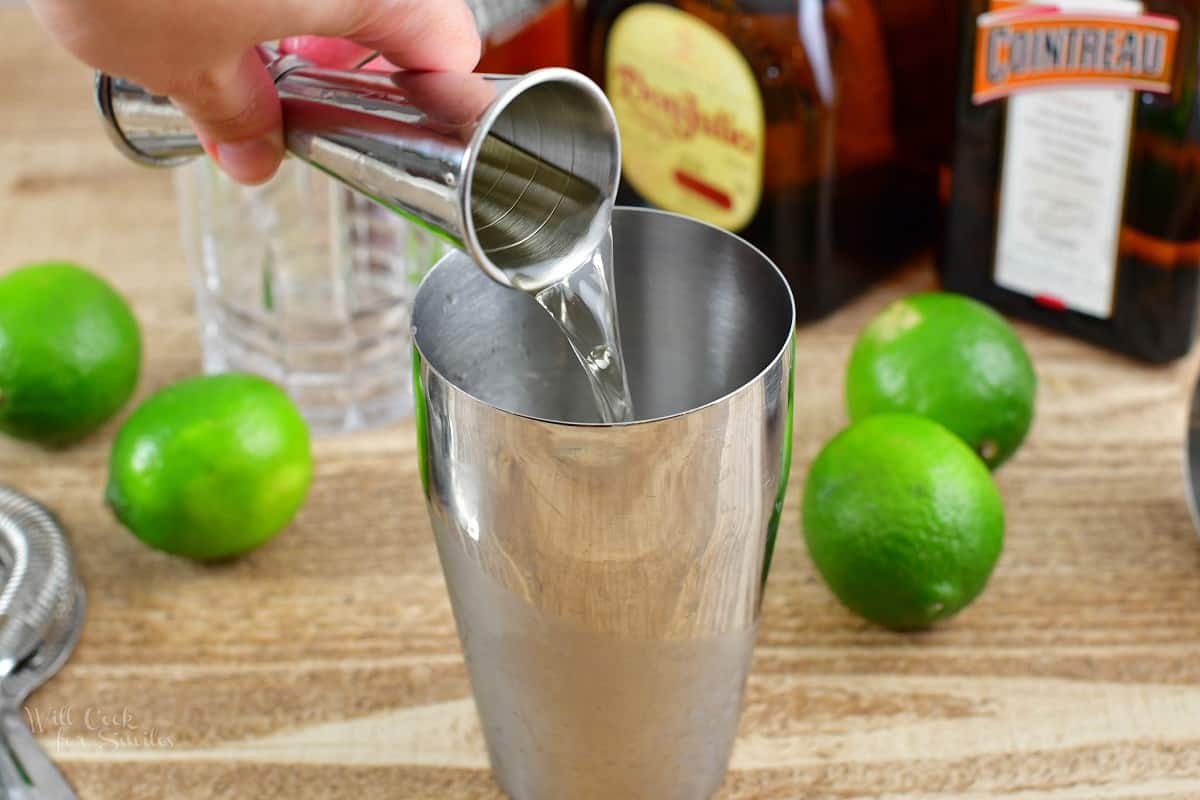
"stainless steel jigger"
0,487,84,799
95,57,621,292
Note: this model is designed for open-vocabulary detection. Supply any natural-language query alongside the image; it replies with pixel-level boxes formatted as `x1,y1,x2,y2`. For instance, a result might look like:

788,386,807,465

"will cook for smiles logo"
24,705,175,752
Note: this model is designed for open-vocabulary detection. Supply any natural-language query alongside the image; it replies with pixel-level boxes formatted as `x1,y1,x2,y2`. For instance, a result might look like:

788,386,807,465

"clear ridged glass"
175,159,447,433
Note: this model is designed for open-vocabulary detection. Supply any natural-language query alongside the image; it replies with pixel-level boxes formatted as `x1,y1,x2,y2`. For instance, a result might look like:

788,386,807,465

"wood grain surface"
4,9,1200,798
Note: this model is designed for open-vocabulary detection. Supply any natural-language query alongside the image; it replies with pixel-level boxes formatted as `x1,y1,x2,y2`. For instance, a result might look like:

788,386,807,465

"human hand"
30,0,480,184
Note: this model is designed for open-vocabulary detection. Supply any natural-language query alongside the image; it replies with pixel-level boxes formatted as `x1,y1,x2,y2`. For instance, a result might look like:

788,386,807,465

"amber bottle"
943,0,1200,362
476,0,576,72
579,0,959,321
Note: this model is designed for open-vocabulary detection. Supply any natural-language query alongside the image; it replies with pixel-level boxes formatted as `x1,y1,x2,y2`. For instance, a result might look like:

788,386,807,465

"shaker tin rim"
413,206,797,429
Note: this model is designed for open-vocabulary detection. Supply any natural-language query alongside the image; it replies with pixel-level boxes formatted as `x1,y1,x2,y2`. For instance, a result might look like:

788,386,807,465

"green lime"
105,374,313,560
802,413,1004,630
846,292,1036,469
0,262,141,445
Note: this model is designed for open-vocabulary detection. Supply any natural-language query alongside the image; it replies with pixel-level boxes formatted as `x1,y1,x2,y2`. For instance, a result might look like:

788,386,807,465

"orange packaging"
972,5,1179,102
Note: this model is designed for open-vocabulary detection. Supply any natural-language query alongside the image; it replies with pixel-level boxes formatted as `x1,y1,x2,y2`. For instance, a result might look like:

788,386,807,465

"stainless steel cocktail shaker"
413,207,797,799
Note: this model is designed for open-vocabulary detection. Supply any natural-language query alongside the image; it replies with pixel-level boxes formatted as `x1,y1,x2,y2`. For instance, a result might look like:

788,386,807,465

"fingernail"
279,36,372,69
214,135,282,184
362,55,396,73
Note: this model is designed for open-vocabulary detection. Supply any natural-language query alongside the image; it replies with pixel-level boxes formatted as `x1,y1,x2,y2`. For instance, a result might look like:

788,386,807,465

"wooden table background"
5,9,1200,798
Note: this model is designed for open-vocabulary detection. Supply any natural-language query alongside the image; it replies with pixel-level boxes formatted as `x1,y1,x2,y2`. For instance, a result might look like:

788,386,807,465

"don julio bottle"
579,0,959,321
944,0,1200,362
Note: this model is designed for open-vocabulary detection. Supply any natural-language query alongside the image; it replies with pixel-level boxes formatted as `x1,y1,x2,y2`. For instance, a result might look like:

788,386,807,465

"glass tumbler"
175,159,447,433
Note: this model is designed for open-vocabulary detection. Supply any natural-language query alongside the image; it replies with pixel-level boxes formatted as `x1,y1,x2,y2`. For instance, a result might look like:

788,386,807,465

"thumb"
170,48,284,185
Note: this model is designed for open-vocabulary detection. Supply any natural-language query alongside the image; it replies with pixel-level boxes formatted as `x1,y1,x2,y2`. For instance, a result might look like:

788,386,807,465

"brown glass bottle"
943,0,1200,363
476,0,575,72
579,0,959,321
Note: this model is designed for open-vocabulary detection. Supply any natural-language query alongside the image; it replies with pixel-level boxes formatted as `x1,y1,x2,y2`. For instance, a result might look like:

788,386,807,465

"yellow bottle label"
606,4,765,232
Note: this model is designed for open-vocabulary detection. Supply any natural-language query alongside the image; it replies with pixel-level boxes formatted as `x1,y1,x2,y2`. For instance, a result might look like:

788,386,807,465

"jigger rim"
414,206,797,429
459,68,622,292
93,73,188,168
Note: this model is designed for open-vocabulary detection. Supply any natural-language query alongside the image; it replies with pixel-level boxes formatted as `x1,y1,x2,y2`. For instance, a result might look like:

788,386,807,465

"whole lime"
803,413,1005,630
846,292,1036,469
105,374,313,560
0,262,141,445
